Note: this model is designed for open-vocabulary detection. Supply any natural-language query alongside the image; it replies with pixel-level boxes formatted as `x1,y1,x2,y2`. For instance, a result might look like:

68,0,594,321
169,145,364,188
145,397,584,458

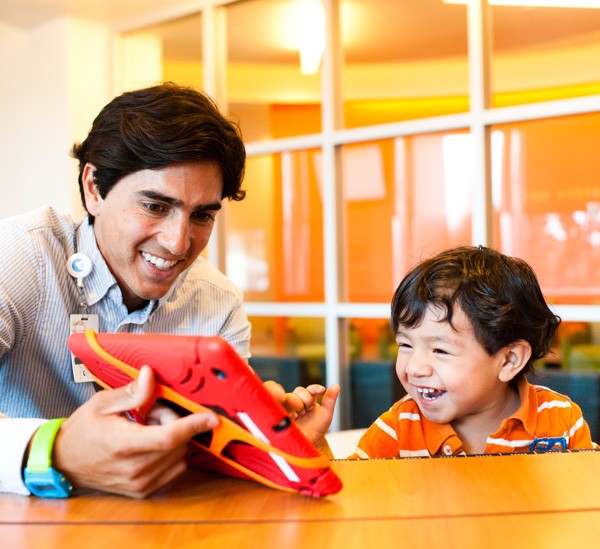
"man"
0,82,275,498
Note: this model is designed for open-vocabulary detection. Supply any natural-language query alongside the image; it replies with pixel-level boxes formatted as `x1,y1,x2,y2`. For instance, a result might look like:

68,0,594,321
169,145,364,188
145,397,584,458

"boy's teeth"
417,387,444,400
142,252,177,271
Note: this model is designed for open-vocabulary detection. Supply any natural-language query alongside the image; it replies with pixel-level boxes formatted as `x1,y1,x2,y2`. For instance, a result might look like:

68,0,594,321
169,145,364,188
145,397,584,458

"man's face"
83,161,223,311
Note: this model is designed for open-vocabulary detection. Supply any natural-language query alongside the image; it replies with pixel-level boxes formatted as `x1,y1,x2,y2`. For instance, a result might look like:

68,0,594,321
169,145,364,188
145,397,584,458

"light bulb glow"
295,1,325,75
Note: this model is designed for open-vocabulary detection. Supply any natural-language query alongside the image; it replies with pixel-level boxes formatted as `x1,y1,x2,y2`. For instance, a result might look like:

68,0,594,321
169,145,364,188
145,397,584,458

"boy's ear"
82,163,101,215
498,340,532,382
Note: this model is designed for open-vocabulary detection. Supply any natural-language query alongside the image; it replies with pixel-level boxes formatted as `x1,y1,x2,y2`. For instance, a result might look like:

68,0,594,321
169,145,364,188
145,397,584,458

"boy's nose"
405,355,432,378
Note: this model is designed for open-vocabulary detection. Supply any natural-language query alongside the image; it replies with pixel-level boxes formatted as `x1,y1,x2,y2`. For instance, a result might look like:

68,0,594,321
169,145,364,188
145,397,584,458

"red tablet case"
67,330,342,497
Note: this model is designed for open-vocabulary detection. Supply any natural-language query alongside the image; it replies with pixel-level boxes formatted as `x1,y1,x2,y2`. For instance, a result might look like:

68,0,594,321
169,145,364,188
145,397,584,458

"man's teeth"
417,387,444,401
141,252,178,271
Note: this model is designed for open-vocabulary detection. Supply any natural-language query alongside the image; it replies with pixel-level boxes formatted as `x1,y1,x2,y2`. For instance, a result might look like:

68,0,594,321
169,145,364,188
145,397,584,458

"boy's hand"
278,383,340,455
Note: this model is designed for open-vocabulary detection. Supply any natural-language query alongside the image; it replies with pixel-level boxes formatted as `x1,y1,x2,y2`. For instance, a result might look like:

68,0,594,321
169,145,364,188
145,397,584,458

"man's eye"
144,202,167,213
192,211,216,223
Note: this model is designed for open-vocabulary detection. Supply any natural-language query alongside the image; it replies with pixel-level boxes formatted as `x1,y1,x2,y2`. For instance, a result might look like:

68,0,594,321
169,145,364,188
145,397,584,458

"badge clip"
67,253,92,287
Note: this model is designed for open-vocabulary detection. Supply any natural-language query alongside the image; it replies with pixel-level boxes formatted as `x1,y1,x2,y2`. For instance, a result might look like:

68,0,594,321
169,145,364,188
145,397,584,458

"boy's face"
83,161,223,311
395,303,518,433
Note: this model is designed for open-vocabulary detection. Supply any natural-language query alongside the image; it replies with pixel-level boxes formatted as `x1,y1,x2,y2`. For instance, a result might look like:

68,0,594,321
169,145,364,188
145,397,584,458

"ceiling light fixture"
444,0,600,7
294,0,325,75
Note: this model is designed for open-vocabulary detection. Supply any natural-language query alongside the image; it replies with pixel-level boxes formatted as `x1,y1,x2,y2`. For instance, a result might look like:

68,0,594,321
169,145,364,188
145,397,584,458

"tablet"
67,330,342,497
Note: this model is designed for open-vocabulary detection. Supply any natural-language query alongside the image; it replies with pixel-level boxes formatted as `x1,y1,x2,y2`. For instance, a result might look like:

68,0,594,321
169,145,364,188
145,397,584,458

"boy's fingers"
292,386,319,409
320,384,341,415
263,380,286,402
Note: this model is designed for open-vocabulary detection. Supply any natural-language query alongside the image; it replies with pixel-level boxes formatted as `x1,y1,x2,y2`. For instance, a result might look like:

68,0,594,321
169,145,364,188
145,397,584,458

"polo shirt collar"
495,376,537,438
420,408,465,456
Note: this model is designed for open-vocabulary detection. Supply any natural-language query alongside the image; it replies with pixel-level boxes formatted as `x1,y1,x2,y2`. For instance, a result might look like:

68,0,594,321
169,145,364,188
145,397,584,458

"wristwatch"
23,418,73,498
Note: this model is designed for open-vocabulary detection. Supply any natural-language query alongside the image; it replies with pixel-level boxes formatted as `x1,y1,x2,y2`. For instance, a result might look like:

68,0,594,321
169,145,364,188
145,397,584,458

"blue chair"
349,360,406,429
248,355,310,393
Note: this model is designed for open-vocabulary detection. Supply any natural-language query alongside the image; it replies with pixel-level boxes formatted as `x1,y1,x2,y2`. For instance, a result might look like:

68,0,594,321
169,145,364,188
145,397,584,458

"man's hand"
53,366,219,498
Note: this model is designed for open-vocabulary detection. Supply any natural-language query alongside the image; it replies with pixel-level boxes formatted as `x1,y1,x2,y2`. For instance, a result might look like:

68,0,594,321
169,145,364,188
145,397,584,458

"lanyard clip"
67,253,92,309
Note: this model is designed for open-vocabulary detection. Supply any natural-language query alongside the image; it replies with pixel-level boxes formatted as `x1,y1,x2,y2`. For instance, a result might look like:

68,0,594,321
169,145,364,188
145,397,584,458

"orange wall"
265,83,600,305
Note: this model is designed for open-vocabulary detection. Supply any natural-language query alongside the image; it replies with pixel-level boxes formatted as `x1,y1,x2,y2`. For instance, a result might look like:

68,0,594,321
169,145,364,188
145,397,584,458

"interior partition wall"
118,0,600,430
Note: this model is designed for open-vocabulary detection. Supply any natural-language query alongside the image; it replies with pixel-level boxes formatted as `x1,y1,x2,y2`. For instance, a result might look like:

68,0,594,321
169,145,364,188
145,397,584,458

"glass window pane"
490,3,600,107
347,318,405,429
491,113,600,305
348,318,394,361
556,321,600,370
160,13,203,88
343,132,474,303
341,0,469,129
227,0,322,140
119,13,203,91
226,151,324,302
249,316,325,390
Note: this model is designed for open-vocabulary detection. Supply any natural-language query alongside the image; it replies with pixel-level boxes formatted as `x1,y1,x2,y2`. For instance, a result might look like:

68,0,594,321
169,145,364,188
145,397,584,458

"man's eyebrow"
138,190,222,211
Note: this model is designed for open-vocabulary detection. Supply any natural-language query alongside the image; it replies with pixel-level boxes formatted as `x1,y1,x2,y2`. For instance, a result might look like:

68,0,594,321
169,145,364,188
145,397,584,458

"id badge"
69,314,99,383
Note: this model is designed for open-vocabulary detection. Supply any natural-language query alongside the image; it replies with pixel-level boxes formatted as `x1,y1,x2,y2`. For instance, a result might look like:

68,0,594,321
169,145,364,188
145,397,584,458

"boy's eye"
433,348,449,355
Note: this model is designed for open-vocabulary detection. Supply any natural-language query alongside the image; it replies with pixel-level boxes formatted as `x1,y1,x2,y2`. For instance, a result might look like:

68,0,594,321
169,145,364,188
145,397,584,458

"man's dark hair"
391,246,560,377
71,82,246,221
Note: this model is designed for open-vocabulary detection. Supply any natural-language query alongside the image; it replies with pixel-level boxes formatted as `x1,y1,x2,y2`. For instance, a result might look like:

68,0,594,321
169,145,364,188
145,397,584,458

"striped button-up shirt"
0,206,250,494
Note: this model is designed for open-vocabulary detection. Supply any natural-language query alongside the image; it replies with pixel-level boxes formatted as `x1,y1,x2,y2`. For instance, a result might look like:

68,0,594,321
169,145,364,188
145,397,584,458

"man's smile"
141,251,180,271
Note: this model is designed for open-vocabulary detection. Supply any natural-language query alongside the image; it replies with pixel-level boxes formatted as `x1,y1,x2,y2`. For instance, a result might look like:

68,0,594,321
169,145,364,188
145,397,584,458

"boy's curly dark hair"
391,246,560,377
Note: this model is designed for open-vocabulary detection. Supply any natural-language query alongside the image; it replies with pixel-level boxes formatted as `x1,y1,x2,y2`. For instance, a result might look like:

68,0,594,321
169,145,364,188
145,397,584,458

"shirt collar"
414,401,465,456
74,219,117,307
495,376,537,438
403,395,462,456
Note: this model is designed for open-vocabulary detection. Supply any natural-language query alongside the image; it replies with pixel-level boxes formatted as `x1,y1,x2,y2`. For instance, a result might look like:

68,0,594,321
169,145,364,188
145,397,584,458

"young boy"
294,246,598,457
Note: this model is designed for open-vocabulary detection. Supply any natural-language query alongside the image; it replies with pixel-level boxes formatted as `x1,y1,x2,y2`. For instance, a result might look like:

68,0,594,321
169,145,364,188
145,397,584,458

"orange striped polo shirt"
350,377,598,458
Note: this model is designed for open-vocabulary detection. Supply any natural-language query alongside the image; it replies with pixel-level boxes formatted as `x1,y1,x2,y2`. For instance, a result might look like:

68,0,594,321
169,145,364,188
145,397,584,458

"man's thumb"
94,365,156,416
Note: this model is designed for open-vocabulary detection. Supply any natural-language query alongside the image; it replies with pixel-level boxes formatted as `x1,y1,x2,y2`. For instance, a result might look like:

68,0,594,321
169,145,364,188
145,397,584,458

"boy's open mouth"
416,387,445,401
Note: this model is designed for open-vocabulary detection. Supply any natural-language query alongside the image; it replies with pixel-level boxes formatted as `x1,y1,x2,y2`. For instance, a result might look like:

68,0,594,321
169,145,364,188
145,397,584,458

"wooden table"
2,451,599,548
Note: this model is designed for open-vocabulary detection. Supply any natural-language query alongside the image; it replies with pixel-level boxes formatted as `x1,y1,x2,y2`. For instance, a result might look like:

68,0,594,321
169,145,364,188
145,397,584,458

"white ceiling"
2,0,600,64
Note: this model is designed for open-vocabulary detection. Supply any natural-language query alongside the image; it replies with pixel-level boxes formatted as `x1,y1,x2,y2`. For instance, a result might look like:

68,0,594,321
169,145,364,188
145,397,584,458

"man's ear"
498,340,532,382
82,163,101,215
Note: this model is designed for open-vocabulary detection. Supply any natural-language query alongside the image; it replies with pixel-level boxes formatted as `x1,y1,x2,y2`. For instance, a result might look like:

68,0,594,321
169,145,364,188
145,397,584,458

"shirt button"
443,445,453,455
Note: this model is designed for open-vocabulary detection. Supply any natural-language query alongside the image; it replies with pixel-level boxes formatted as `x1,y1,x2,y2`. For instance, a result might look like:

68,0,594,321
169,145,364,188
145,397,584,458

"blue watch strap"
24,418,73,498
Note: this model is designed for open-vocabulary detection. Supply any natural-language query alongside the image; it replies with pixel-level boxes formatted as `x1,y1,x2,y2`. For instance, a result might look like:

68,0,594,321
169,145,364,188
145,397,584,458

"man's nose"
158,214,190,256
